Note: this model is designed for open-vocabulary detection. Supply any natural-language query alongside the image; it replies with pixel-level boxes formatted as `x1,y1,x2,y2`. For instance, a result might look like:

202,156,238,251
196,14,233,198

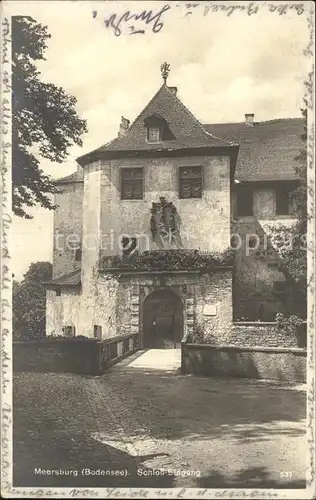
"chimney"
118,116,130,138
168,86,177,96
245,113,254,126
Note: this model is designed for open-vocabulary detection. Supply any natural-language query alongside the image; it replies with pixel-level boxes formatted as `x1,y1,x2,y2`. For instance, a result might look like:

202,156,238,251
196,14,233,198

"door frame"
140,287,184,349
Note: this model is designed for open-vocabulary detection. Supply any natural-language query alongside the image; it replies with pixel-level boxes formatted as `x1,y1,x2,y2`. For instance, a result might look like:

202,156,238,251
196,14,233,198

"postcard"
1,1,315,498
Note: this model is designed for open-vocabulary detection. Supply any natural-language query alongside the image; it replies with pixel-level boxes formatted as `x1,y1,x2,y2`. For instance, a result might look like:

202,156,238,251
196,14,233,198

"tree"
12,16,88,218
272,104,307,315
13,261,52,340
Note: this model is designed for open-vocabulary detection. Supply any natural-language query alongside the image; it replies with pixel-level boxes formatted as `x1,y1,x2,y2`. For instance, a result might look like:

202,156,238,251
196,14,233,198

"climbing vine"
100,248,234,272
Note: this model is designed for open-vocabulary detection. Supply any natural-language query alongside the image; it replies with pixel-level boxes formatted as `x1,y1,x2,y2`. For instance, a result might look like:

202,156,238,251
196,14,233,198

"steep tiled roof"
204,118,304,181
44,269,81,287
75,81,304,181
77,85,236,166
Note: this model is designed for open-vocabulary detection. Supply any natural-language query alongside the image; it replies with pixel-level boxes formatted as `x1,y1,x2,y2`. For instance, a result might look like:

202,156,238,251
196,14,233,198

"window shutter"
121,168,143,199
179,166,202,199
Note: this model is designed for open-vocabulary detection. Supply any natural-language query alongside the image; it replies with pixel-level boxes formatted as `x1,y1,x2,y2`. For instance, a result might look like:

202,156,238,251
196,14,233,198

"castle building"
45,68,304,347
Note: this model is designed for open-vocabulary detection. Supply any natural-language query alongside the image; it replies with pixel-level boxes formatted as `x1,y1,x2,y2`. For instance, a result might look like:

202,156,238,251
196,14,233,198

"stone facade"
46,149,234,341
46,287,81,336
210,322,301,349
88,154,231,265
46,269,233,343
51,154,231,284
46,83,303,344
53,179,83,279
46,156,300,338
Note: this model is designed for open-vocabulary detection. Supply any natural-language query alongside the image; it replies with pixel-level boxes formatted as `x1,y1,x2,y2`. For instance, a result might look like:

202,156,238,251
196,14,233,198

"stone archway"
142,289,183,349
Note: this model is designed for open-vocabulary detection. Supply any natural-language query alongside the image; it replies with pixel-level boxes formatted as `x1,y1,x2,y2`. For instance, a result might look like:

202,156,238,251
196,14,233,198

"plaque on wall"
204,304,217,316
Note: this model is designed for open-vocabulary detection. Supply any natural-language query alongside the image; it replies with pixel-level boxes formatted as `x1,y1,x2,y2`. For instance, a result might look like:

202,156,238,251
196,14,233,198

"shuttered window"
121,168,143,200
179,166,202,199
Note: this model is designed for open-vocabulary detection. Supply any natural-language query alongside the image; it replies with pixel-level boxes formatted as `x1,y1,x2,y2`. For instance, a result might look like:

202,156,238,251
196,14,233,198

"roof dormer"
144,113,176,143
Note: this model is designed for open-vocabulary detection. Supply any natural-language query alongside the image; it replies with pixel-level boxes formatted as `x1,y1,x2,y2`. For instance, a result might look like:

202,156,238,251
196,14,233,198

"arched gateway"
142,289,183,349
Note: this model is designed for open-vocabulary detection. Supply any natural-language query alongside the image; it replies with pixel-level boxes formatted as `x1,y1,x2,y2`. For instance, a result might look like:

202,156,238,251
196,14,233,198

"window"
147,126,161,143
56,287,61,297
248,236,258,249
121,236,138,258
62,325,76,337
179,166,202,199
275,187,290,216
273,281,288,295
75,248,82,261
236,185,253,217
144,114,175,142
94,325,102,339
121,168,143,200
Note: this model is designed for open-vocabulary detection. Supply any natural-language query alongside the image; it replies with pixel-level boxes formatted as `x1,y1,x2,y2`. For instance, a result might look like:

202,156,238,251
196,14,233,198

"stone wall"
46,269,233,344
181,344,306,382
88,273,132,338
53,180,83,279
50,164,302,327
96,154,231,261
46,287,81,336
13,339,100,375
13,333,139,375
190,321,305,349
127,269,233,347
46,273,132,339
194,271,233,343
229,322,305,348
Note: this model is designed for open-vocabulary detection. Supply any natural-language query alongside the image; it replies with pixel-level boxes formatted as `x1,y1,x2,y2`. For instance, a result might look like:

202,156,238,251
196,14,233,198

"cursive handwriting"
94,2,306,38
96,4,171,36
203,2,304,17
1,16,13,496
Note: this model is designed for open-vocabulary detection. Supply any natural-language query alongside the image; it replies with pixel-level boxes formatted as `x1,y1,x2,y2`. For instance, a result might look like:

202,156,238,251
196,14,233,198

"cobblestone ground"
13,350,306,489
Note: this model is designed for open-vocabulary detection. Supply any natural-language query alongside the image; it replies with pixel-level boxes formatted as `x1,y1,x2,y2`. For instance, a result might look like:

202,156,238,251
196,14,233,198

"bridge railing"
13,332,140,376
96,332,140,374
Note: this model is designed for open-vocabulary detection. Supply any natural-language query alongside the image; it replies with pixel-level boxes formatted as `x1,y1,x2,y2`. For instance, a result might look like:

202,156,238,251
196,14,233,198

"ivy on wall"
100,248,234,272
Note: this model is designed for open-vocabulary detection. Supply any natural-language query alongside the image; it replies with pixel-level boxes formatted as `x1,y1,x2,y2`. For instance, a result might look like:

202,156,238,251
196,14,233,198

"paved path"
13,350,306,489
123,348,181,371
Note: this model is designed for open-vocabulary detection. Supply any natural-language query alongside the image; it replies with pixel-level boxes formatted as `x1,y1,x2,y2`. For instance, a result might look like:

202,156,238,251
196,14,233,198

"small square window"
147,127,161,143
121,168,143,200
236,185,253,217
276,188,290,216
179,166,202,199
62,325,75,337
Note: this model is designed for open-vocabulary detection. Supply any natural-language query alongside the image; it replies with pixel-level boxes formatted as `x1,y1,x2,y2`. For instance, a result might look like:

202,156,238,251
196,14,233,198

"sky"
5,1,311,280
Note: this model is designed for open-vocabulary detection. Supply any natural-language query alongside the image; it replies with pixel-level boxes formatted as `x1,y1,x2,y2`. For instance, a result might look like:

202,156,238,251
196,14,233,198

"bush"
44,334,92,341
100,248,234,272
13,262,52,340
276,313,304,332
